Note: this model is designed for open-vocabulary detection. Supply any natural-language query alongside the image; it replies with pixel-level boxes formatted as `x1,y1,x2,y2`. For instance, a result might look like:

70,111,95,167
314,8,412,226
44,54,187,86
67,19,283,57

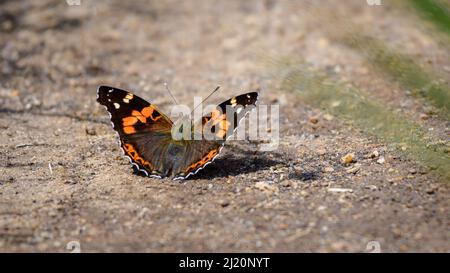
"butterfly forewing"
97,86,173,135
97,86,174,177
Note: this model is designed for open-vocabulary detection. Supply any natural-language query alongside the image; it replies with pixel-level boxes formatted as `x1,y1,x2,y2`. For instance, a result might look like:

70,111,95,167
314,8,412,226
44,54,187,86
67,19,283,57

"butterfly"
96,85,258,180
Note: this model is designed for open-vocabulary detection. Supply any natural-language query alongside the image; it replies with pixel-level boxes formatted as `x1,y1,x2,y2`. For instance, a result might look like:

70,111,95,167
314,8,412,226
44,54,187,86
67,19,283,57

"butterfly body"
97,85,258,180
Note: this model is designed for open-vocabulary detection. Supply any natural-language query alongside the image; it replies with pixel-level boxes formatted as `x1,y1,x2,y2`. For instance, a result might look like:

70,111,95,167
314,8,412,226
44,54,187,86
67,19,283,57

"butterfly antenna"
164,82,179,105
191,86,220,115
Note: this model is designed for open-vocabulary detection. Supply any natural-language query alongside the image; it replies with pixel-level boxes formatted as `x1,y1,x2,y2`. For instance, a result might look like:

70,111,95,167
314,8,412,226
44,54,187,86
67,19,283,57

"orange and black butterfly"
97,85,258,180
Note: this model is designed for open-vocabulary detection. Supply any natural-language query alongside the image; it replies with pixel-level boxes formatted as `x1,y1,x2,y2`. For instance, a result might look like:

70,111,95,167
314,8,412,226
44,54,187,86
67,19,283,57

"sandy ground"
0,0,449,252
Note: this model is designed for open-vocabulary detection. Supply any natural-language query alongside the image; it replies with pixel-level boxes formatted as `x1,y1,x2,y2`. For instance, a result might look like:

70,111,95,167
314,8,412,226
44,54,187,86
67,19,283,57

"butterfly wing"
97,85,174,178
173,92,259,179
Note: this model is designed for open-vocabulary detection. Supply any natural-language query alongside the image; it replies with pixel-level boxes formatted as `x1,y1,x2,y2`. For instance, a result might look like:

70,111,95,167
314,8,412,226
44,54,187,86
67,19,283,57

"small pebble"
419,113,429,120
365,185,378,191
85,127,96,135
220,200,230,207
323,114,334,121
369,150,379,158
377,156,385,164
281,180,298,189
328,188,353,193
341,153,356,165
300,190,309,197
254,181,279,195
346,165,360,174
309,117,319,124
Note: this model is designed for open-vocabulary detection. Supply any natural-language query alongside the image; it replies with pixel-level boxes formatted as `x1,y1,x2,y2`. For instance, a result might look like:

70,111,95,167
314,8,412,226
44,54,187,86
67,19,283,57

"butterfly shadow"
133,148,322,182
185,151,284,180
287,169,320,182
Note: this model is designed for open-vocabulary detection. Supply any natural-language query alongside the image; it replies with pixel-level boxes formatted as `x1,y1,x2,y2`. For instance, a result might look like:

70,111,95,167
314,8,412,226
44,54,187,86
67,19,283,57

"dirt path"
0,0,449,252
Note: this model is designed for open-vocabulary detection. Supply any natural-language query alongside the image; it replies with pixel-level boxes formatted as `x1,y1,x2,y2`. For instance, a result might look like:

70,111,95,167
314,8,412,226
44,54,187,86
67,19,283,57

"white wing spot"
123,98,130,103
114,103,120,109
